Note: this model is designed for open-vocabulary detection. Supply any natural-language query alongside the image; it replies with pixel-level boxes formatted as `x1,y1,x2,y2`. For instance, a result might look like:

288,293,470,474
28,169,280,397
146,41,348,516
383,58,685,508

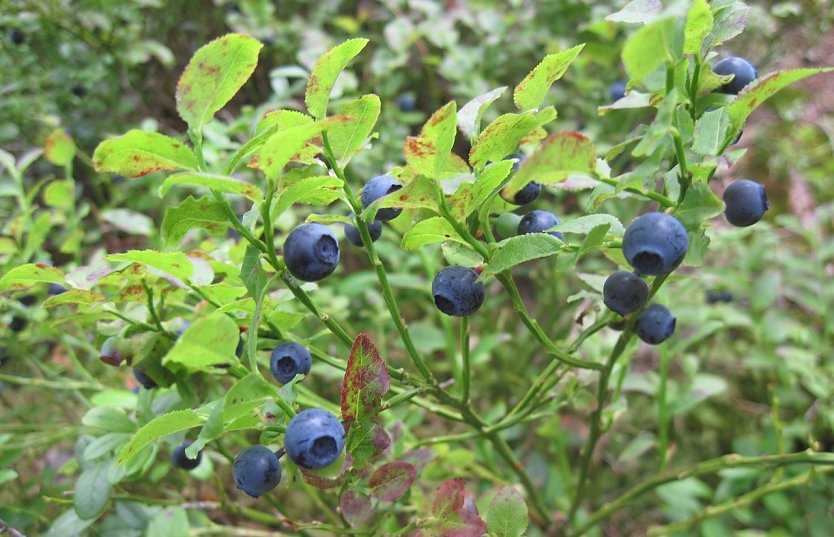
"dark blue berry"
360,175,403,221
713,57,758,95
517,210,563,240
284,409,346,470
603,271,649,316
71,84,86,98
9,29,24,45
344,219,382,247
233,445,282,497
510,181,542,205
431,266,485,317
100,338,125,367
269,342,311,384
397,95,417,112
10,316,27,332
133,369,157,390
723,179,768,227
634,304,676,344
622,213,688,275
283,223,340,282
609,81,626,101
48,283,66,295
705,290,733,304
171,440,202,470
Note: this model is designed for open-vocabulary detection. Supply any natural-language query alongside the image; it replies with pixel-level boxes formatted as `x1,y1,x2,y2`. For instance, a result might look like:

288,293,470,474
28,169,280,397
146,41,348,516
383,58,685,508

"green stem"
460,316,471,404
143,281,165,333
657,343,672,472
277,271,354,349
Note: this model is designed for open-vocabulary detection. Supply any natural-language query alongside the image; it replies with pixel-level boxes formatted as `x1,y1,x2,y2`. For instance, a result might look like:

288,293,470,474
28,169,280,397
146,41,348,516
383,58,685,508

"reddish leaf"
339,490,372,527
400,448,436,472
432,478,467,517
430,479,487,537
370,461,417,502
341,334,390,424
347,419,390,467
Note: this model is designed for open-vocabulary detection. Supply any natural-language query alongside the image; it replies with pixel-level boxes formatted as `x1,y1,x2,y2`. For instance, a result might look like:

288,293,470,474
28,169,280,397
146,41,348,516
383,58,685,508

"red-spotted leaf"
340,490,372,527
306,38,369,120
44,128,76,166
502,131,596,198
0,262,67,291
400,448,436,472
430,478,487,537
176,33,263,130
346,419,391,467
432,478,467,517
513,44,585,111
370,461,417,502
340,334,391,423
93,130,197,178
404,101,458,178
469,113,539,168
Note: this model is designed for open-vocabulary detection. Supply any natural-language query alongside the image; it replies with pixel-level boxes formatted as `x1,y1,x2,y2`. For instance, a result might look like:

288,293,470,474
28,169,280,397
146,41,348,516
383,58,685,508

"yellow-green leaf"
305,38,369,119
93,130,197,178
513,44,585,111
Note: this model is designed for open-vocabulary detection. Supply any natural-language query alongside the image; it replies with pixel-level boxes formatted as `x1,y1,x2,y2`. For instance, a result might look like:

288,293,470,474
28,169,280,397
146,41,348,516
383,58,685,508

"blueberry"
713,57,758,95
344,219,382,247
9,29,24,45
517,210,563,240
18,294,37,307
510,181,542,205
233,445,282,497
397,95,417,112
48,283,66,295
71,84,86,98
431,266,485,317
100,337,125,367
10,316,27,332
284,408,346,470
609,81,627,101
705,290,733,304
171,440,202,470
283,223,340,282
360,175,403,221
133,369,157,390
269,342,311,384
723,179,768,227
235,338,244,358
622,212,688,275
634,304,676,345
507,153,525,172
603,271,649,316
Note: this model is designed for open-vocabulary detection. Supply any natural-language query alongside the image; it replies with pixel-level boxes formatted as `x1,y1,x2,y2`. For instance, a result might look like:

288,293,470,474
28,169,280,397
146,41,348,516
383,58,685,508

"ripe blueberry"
283,223,340,282
8,29,24,45
723,179,768,227
360,175,403,221
100,338,125,366
233,445,282,497
71,84,86,98
344,219,382,247
431,266,485,317
500,154,541,205
269,342,311,384
610,81,626,101
706,290,733,304
284,408,346,470
133,369,157,390
171,440,202,470
517,210,563,240
622,212,688,275
713,57,758,94
603,271,649,316
48,283,66,295
397,95,417,112
634,304,676,344
10,316,27,332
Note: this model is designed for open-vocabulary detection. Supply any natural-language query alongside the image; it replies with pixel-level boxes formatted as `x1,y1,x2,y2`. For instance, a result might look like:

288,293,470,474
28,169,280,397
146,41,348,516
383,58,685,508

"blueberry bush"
2,1,834,536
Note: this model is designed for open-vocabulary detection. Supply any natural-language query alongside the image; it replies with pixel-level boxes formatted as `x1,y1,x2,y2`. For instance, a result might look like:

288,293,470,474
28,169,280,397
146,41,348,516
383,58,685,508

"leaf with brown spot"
429,478,487,537
159,172,263,202
44,128,76,166
369,461,417,502
340,334,390,424
251,118,344,179
305,38,369,119
161,195,229,246
448,159,514,219
0,263,66,291
328,94,381,165
42,289,105,308
106,250,195,283
93,130,197,178
404,101,458,178
176,34,263,130
469,113,539,168
502,131,597,198
513,44,584,111
368,176,443,218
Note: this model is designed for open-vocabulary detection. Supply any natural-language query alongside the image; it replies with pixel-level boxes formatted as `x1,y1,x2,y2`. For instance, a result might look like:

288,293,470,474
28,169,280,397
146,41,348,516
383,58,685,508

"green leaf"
345,420,390,467
340,334,390,423
46,509,96,537
44,128,76,166
622,17,676,83
370,176,443,216
704,1,750,50
93,130,197,178
487,487,528,537
161,195,228,245
224,374,277,423
401,217,467,251
240,244,266,298
74,461,112,520
692,108,730,156
82,407,136,433
0,262,66,291
482,234,564,277
469,113,539,168
117,410,203,464
43,290,106,308
727,68,834,133
448,160,514,219
176,33,263,130
163,313,240,371
188,400,224,457
268,309,306,330
552,214,624,235
513,44,585,111
674,182,724,228
100,209,155,236
273,176,344,217
44,179,74,208
146,507,190,537
328,94,381,164
503,131,597,197
404,101,458,178
305,38,369,120
106,250,195,282
684,0,713,55
159,171,263,202
457,86,507,141
251,118,347,179
560,224,611,270
605,0,662,24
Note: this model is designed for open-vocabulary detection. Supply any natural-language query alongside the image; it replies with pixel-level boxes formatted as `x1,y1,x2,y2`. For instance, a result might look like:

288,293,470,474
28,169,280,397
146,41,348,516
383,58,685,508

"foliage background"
1,0,834,536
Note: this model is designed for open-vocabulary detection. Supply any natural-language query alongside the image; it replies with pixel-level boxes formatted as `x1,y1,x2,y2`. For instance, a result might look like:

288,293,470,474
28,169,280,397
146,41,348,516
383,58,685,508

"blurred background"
2,1,834,535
